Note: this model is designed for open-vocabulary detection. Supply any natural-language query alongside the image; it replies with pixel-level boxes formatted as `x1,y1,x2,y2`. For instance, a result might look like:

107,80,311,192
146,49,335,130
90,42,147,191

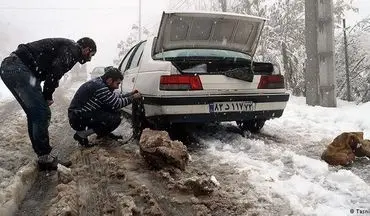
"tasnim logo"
350,208,370,214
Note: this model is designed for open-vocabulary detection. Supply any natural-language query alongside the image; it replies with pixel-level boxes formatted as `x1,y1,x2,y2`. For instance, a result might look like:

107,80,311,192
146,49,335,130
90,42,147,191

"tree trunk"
282,42,292,90
343,19,352,101
219,0,227,12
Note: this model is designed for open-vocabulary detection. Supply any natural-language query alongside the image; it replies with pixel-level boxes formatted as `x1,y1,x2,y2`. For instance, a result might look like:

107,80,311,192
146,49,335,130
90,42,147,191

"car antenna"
161,48,165,61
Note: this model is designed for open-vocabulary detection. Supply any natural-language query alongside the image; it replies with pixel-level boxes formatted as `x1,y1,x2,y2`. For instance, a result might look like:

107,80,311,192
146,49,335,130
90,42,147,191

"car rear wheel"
236,119,265,133
131,99,151,139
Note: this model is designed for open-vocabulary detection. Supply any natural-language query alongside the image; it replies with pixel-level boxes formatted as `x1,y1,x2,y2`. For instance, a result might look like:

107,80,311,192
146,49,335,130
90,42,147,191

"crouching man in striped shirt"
68,66,141,147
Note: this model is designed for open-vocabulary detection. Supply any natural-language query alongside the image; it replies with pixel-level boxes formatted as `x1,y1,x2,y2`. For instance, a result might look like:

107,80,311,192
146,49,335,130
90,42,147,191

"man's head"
102,66,123,90
77,37,96,64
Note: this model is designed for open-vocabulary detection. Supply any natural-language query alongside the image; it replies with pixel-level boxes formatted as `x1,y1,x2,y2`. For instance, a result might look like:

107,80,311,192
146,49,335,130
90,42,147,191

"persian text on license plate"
209,101,256,113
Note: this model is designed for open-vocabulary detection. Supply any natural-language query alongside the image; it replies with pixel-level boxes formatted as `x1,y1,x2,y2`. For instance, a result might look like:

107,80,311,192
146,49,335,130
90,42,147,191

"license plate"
209,101,256,113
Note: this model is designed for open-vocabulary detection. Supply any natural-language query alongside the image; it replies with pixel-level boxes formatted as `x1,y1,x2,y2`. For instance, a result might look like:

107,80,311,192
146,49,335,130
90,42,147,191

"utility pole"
305,0,336,107
305,0,319,105
343,19,351,101
317,0,336,107
138,0,142,41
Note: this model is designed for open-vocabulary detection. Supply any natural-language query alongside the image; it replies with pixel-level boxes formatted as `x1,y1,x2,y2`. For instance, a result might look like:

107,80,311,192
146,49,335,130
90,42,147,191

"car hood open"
153,12,266,57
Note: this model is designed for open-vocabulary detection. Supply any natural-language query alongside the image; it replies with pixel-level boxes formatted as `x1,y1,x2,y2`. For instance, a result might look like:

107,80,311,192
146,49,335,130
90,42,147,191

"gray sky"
345,0,370,24
0,0,169,69
0,0,368,70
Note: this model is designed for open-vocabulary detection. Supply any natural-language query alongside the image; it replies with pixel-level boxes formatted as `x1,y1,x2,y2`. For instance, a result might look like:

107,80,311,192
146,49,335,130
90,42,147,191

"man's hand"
132,92,142,99
47,100,54,106
131,89,141,99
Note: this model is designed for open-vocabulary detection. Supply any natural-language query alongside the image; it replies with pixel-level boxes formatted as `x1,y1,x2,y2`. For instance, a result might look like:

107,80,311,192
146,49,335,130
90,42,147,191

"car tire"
131,98,149,139
237,119,265,133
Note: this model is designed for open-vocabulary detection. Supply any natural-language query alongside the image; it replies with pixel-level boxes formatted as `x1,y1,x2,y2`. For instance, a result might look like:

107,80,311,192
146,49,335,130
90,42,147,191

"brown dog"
321,132,363,166
356,139,370,157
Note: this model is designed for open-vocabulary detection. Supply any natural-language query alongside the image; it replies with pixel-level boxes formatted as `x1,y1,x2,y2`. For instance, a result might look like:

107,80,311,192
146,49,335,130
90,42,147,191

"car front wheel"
236,119,265,133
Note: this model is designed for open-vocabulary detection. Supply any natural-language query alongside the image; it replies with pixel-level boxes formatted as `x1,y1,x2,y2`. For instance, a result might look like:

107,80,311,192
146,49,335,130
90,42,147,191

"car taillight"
160,75,203,91
258,75,285,89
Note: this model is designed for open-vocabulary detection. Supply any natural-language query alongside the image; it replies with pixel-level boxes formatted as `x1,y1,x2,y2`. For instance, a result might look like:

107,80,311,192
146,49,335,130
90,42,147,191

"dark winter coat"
13,38,83,100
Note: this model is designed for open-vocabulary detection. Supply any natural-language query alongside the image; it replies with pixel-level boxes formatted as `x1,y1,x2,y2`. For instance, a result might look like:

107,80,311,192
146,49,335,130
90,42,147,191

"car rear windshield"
152,49,251,61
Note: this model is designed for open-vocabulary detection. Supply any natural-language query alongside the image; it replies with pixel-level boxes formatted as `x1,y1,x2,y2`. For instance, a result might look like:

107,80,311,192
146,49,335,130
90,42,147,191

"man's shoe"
59,159,72,167
38,154,58,171
96,133,123,140
73,133,92,147
38,155,72,171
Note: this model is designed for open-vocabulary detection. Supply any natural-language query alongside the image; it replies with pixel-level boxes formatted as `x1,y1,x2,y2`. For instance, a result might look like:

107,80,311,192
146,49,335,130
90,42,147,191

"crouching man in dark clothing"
68,66,141,147
0,37,96,171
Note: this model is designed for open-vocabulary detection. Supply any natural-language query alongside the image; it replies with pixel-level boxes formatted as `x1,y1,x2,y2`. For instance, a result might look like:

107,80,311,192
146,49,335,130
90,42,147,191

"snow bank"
0,162,37,216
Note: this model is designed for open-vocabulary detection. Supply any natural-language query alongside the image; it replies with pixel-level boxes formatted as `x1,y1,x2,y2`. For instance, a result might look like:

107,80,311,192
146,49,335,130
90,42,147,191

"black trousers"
0,55,52,156
68,110,122,136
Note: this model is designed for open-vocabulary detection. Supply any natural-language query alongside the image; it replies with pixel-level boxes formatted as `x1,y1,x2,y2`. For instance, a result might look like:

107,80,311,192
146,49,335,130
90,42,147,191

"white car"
90,66,105,78
119,11,289,132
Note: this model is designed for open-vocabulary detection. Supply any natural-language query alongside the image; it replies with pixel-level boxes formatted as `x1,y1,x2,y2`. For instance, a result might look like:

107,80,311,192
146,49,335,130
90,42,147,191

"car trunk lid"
154,12,266,57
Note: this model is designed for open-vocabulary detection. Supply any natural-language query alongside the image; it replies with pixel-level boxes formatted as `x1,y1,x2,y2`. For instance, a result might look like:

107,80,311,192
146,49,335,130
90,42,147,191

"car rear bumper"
147,110,284,124
142,93,290,124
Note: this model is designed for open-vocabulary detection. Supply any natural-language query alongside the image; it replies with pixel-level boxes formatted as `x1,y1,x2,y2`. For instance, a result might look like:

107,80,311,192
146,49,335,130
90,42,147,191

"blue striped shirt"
69,77,132,113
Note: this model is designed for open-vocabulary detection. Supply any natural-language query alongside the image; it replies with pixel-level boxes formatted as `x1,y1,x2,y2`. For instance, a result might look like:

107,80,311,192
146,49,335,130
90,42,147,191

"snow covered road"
1,79,370,216
197,97,370,216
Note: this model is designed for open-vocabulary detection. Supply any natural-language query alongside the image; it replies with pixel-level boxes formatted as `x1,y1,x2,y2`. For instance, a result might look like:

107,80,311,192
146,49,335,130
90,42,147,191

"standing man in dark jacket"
68,66,141,147
0,37,96,170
